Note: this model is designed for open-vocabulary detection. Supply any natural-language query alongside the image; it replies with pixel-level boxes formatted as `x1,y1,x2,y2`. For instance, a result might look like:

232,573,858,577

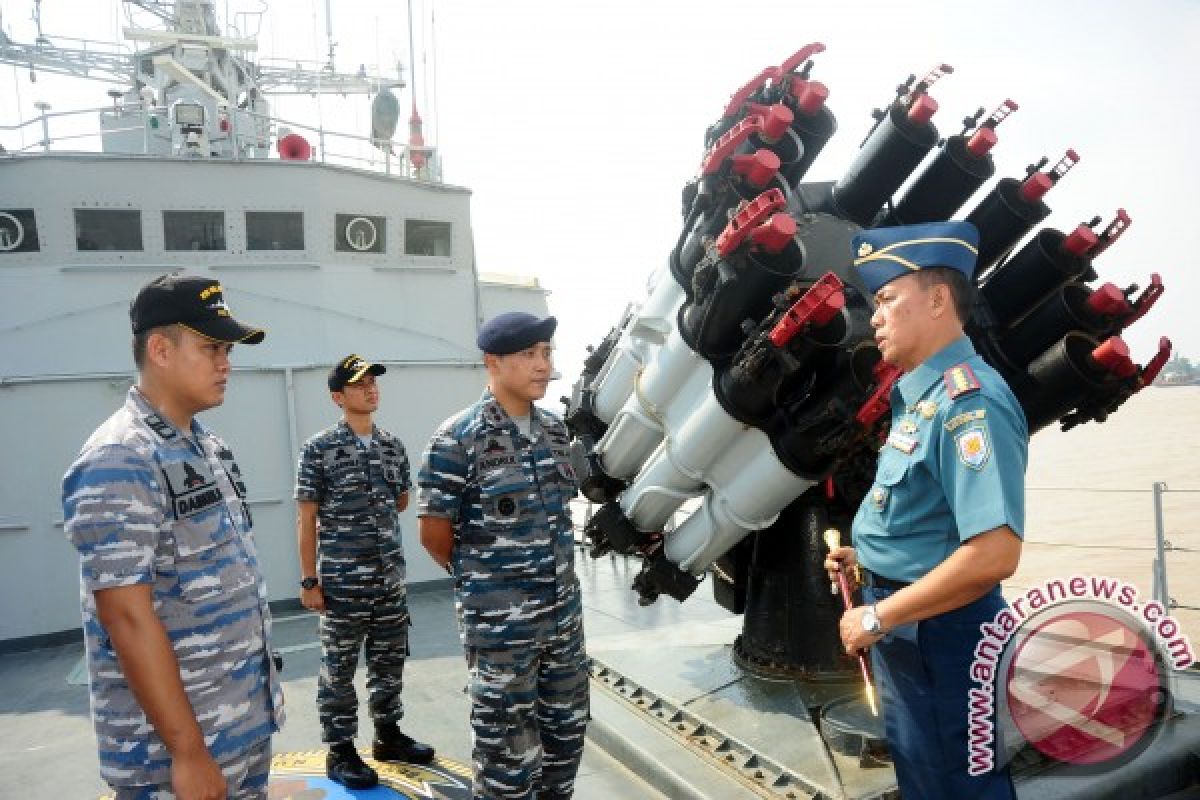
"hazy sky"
2,0,1197,390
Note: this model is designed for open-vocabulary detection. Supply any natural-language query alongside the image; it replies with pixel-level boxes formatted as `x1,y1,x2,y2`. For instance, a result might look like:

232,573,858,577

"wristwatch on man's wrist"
861,603,883,635
300,576,319,590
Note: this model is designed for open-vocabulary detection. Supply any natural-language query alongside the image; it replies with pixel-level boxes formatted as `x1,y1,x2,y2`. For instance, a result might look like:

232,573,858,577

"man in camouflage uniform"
295,354,435,789
418,312,589,800
62,273,284,800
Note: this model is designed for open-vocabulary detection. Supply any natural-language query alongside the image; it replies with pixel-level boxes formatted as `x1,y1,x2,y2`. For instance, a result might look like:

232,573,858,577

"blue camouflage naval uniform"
295,421,412,744
62,387,284,796
853,336,1027,800
418,390,588,800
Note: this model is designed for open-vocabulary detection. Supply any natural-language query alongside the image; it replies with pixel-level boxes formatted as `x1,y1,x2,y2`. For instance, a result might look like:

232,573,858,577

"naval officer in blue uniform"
825,221,1026,799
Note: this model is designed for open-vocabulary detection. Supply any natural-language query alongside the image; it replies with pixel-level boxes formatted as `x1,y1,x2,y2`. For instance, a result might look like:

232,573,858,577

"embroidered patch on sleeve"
955,426,991,470
945,408,986,432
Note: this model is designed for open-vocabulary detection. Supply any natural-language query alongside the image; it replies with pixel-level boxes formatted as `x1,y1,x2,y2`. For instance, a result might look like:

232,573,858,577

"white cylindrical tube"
664,432,811,573
716,439,812,530
618,374,741,532
620,478,701,533
669,391,744,477
589,274,686,424
595,405,663,480
634,270,686,340
593,330,708,481
591,344,641,424
635,326,700,416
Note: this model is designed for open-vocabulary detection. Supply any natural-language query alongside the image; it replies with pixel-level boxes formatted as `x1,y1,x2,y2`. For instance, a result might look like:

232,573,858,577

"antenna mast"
324,0,335,69
406,0,417,96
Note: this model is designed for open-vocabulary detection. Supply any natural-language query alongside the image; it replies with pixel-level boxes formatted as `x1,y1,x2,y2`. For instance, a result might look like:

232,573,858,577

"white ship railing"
0,104,442,182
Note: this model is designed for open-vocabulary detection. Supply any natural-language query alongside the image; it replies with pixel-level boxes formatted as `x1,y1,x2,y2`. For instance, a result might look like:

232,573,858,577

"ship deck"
2,388,1199,799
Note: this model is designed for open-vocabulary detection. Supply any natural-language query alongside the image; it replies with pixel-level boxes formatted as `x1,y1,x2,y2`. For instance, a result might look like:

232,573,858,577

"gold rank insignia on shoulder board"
943,363,981,399
945,408,986,432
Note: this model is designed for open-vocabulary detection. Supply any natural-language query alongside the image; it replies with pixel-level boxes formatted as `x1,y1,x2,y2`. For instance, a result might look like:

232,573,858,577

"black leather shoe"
373,723,436,764
326,741,379,789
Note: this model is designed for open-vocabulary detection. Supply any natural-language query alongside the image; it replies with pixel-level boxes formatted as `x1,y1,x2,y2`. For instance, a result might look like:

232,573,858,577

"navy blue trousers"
864,584,1016,800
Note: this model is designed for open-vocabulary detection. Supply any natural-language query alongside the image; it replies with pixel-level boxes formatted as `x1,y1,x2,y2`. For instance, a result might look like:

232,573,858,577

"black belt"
862,568,911,591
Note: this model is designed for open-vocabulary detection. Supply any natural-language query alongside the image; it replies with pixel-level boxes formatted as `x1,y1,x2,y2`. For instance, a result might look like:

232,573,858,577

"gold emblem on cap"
858,242,874,257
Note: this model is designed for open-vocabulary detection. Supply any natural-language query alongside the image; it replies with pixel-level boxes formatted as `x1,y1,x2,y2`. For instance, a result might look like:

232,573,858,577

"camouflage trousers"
318,582,409,744
111,737,271,799
465,630,589,800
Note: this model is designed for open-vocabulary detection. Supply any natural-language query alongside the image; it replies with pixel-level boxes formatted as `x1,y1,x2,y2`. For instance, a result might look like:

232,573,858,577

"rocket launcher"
831,65,949,227
681,189,803,359
980,218,1100,328
561,38,1180,653
1059,337,1173,432
716,273,848,425
673,118,789,286
888,99,1017,225
771,44,835,184
968,148,1079,273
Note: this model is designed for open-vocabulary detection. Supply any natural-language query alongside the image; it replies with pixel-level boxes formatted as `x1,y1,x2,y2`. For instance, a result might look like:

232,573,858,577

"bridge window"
164,211,226,251
0,209,39,254
404,219,451,257
246,211,305,251
75,209,142,251
335,214,386,253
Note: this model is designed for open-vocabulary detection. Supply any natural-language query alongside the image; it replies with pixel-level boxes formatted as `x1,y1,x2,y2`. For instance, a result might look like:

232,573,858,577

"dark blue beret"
852,221,980,294
477,312,558,355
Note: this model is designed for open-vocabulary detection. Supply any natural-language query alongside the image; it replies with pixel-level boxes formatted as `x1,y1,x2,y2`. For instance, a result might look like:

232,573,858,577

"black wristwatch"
300,576,319,590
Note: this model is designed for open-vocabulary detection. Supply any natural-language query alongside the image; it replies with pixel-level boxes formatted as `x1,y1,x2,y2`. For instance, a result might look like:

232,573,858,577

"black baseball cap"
328,354,387,391
130,273,265,344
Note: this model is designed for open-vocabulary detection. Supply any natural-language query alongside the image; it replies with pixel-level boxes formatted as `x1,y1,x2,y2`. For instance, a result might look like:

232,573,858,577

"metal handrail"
0,103,441,181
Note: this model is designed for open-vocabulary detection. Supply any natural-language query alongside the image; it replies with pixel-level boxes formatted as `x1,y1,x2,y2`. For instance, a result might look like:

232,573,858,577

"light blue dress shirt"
853,336,1028,583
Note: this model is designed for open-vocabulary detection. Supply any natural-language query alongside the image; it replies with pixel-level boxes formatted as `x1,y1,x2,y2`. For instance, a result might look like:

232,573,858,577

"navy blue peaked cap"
477,312,557,354
851,221,980,294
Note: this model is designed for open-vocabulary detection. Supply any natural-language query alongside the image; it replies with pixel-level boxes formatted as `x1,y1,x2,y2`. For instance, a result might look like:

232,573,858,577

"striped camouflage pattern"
466,619,588,800
61,388,283,789
112,737,272,799
295,422,409,597
295,422,411,743
417,389,589,799
317,582,410,743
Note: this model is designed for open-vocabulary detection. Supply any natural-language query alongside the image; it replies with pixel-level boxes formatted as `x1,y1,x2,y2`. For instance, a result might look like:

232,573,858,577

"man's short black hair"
916,267,975,322
132,324,181,369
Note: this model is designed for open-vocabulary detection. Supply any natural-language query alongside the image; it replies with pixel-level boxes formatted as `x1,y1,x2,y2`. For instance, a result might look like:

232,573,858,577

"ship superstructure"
0,0,548,647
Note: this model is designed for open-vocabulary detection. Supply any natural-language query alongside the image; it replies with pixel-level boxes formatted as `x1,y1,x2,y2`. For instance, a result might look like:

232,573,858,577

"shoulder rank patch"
955,426,990,470
945,408,986,432
944,363,981,399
